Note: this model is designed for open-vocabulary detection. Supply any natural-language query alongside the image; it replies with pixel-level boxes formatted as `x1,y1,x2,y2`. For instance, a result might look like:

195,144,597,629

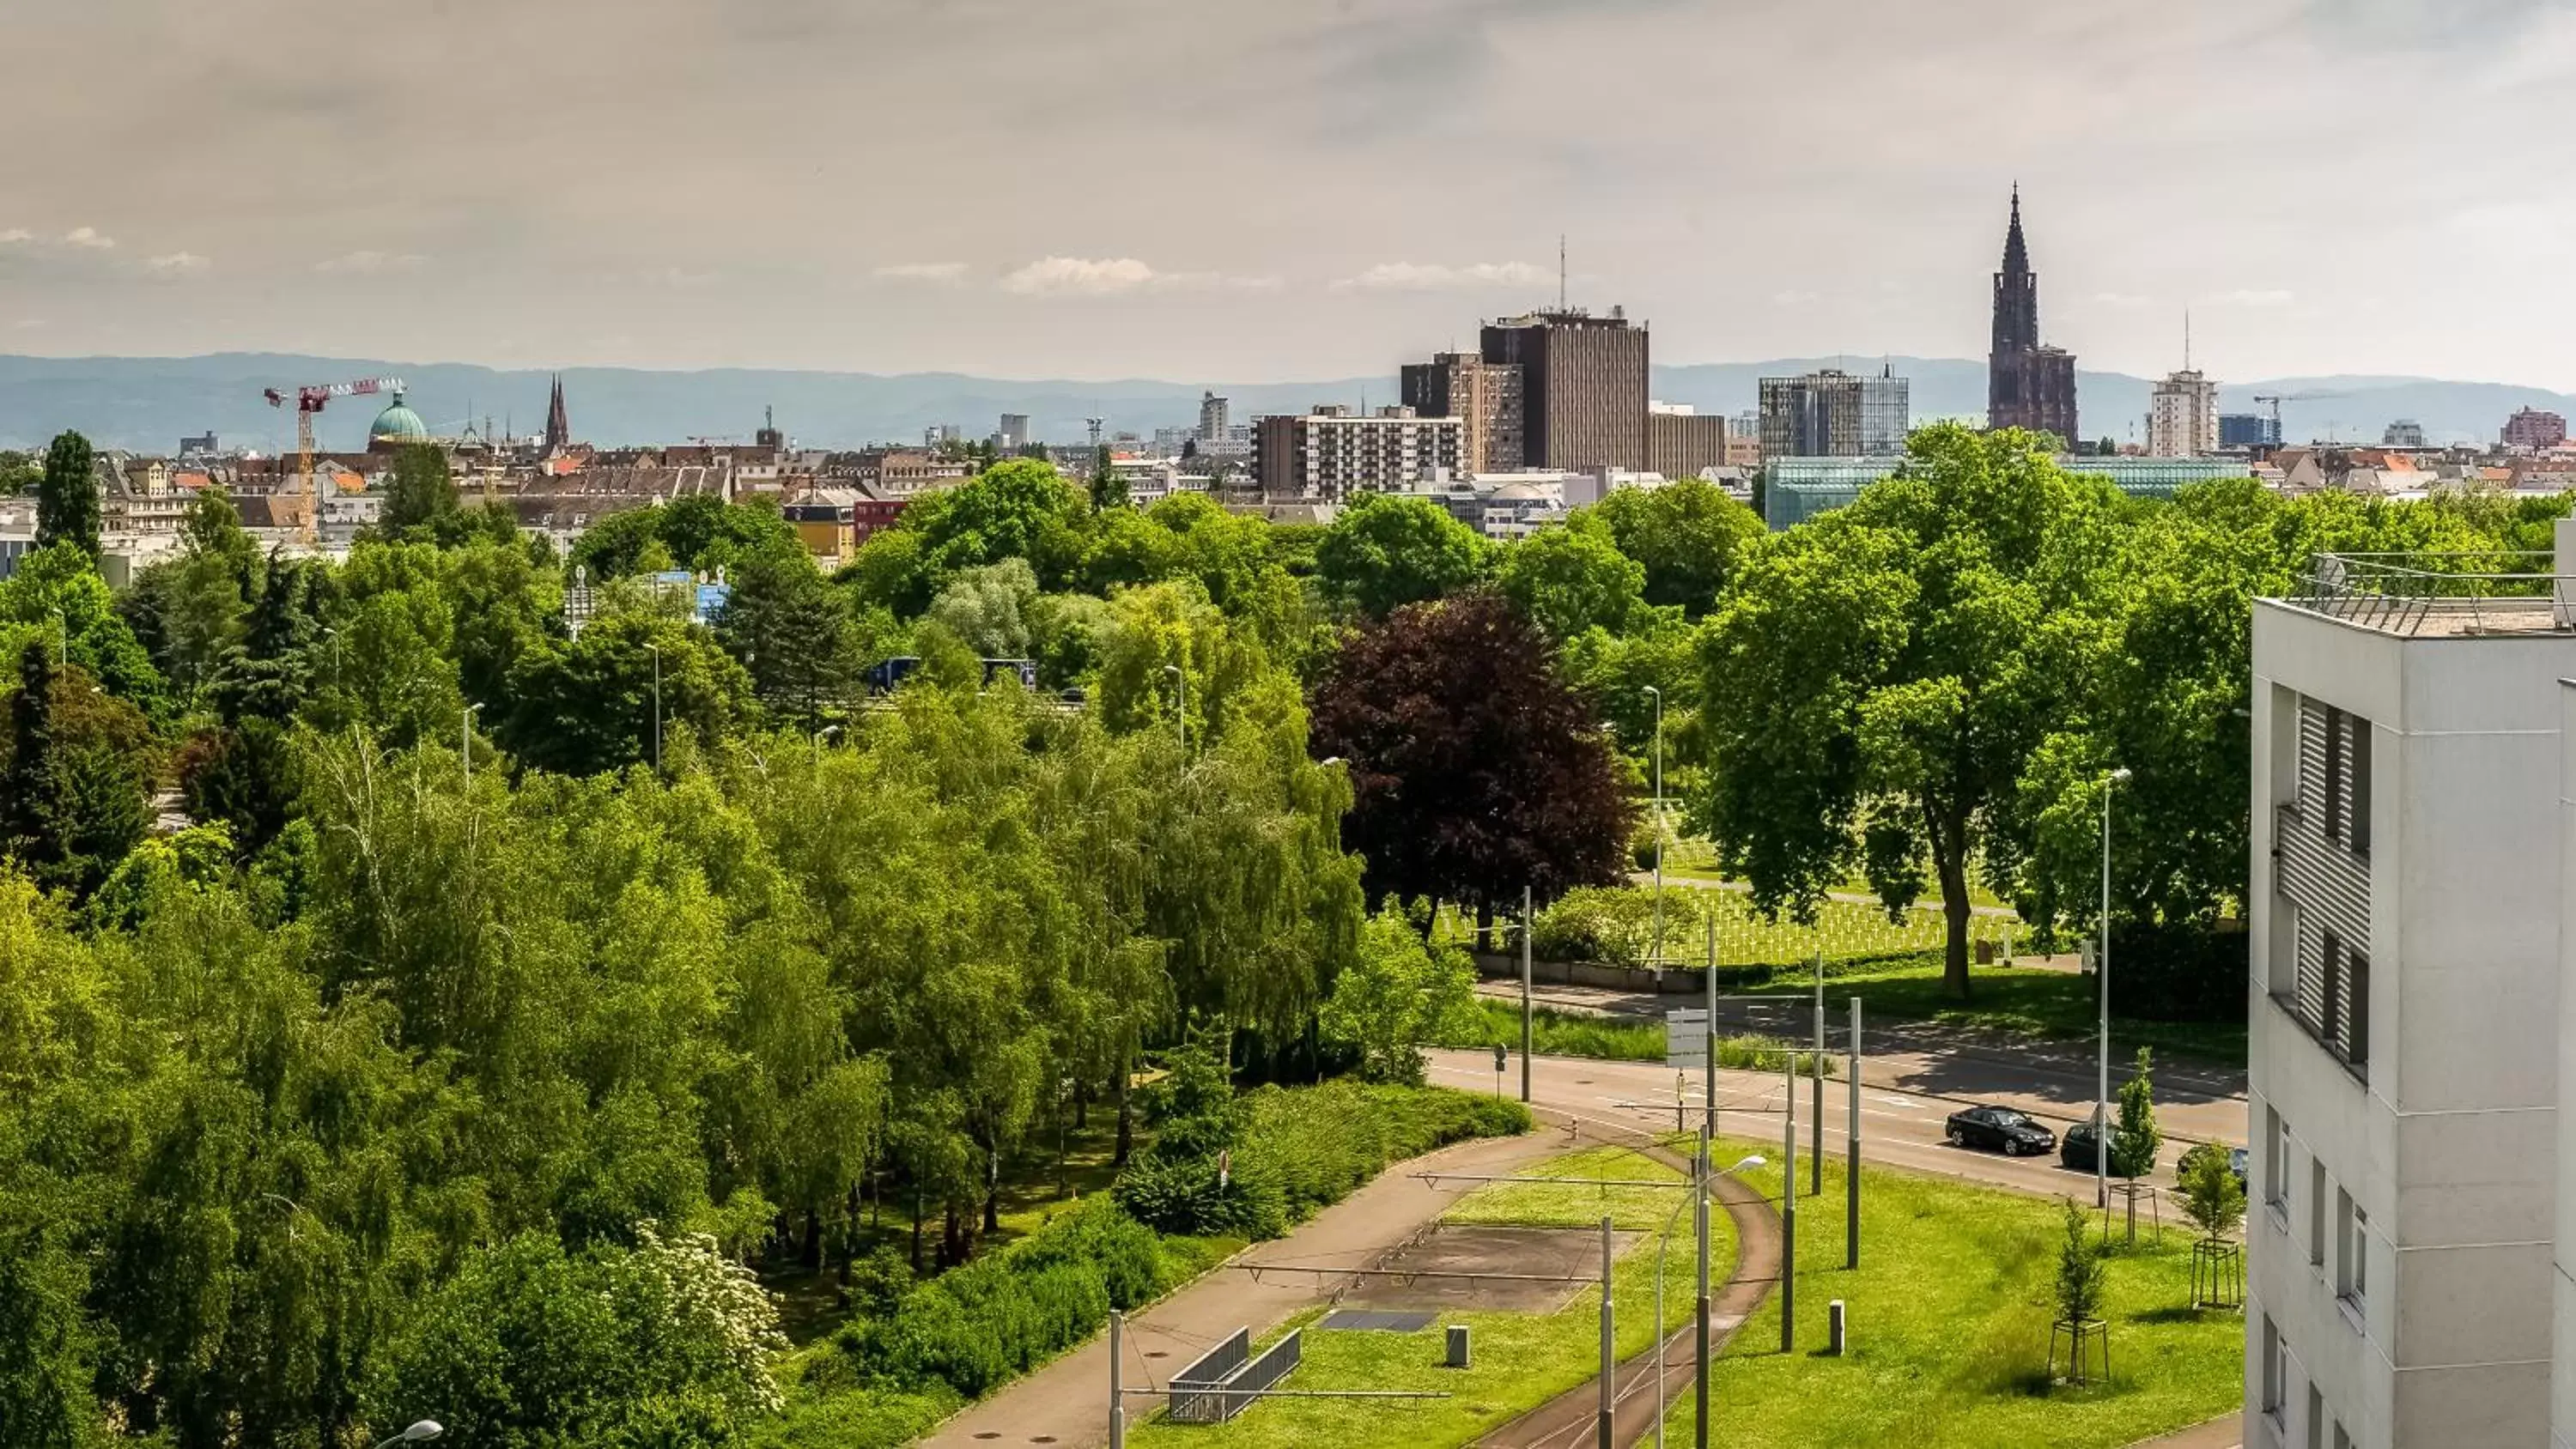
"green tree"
1497,513,1645,640
1312,492,1488,617
1591,476,1765,616
1698,425,2117,997
2,646,153,897
2176,1142,2247,1243
500,613,749,775
33,433,98,559
1089,444,1127,511
369,1228,785,1449
0,449,39,494
1321,905,1479,1083
713,547,859,730
2111,1046,2162,1179
2053,1198,2106,1327
925,557,1041,658
381,444,460,534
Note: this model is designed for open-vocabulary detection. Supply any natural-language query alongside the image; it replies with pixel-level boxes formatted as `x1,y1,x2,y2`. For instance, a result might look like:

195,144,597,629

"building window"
2338,1195,2368,1311
2306,1385,2324,1449
2268,1107,2291,1216
2332,1425,2351,1449
2321,704,2346,840
2347,720,2372,853
2262,1316,2285,1425
2344,949,2369,1068
2319,929,2343,1052
2309,1159,2328,1268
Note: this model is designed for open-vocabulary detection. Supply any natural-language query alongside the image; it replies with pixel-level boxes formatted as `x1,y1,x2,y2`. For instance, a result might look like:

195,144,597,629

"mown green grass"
1127,1144,1730,1447
1437,999,1838,1075
1670,1147,2242,1448
1127,1145,2242,1449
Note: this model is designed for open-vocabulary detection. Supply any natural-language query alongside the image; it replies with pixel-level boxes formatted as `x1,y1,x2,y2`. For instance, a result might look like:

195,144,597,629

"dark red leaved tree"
1310,591,1636,931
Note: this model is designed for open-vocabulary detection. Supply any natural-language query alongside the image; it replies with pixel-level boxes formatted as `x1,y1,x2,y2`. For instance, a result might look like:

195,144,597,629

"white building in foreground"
2247,535,2576,1449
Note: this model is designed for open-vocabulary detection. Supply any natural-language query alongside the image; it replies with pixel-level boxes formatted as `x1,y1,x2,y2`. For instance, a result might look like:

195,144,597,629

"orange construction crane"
262,374,403,544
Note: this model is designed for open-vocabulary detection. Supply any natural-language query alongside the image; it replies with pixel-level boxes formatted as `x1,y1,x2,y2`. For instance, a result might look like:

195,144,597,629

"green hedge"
831,1198,1164,1401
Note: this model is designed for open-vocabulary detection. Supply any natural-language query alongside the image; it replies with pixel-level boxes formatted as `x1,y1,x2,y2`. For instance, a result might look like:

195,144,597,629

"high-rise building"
1252,406,1465,501
1400,353,1526,473
999,414,1031,452
2246,525,2576,1449
1758,367,1909,459
2380,419,2426,448
1198,391,1230,443
2503,406,2567,450
2148,370,2219,457
1645,404,1728,479
1987,187,2080,443
1479,308,1648,470
2221,413,2281,450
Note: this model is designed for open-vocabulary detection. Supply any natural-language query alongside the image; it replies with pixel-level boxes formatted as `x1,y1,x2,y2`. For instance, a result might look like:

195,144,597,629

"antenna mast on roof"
2184,309,2193,372
1558,234,1566,311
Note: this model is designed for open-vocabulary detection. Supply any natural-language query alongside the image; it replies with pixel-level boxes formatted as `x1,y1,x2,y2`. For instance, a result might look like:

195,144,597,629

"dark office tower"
1400,353,1525,473
1986,187,2079,444
1479,307,1647,470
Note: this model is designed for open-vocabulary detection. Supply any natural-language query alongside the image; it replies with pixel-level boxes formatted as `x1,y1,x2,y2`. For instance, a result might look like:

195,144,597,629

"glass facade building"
1762,454,2253,530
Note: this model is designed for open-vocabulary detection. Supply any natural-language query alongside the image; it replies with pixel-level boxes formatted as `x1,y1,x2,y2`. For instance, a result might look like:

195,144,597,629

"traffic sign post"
1492,1044,1507,1097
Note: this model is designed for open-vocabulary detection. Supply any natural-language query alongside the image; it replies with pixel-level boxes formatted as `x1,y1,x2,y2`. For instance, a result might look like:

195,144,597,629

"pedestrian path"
918,1127,1564,1448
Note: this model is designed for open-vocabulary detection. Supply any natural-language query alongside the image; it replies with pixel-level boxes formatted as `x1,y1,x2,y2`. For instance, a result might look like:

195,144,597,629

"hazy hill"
0,352,2565,455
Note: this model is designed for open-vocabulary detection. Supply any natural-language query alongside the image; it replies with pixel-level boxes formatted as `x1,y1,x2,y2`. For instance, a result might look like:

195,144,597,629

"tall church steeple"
542,373,571,457
1986,185,2078,442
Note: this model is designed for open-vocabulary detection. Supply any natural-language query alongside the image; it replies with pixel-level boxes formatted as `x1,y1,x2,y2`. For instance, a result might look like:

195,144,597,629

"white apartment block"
2151,369,2220,457
1251,406,1465,501
2247,537,2576,1449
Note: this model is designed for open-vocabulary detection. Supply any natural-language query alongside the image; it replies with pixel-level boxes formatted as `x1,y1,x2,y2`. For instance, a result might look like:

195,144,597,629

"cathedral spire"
2002,182,2030,277
543,373,571,457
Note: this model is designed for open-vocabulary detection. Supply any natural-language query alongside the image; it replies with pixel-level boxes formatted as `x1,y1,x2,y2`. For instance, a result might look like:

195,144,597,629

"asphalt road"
1427,1045,2249,1201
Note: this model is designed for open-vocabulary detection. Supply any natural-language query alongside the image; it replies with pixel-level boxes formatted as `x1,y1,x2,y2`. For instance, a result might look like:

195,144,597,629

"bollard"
1446,1325,1470,1369
1828,1300,1847,1356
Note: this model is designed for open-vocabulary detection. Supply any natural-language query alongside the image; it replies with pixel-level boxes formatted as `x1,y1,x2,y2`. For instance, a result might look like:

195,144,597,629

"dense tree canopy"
35,432,99,558
1312,493,1490,619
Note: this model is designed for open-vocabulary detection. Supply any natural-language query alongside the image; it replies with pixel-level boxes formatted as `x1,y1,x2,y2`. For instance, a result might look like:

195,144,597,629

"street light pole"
1521,883,1534,1104
367,1422,442,1449
2098,766,2131,1211
1645,686,1664,968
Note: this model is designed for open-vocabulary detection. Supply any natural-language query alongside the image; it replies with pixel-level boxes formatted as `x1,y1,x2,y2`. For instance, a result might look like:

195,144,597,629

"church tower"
542,373,572,457
1986,187,2080,445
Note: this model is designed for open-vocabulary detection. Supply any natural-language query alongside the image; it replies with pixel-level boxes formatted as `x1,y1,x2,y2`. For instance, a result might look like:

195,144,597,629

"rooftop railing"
2288,551,2576,637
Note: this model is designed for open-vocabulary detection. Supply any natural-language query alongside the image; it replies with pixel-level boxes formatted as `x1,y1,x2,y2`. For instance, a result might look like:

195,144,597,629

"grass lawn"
1126,1144,2241,1449
1438,999,1838,1074
1667,1146,2244,1447
1736,963,2247,1067
1127,1144,1729,1448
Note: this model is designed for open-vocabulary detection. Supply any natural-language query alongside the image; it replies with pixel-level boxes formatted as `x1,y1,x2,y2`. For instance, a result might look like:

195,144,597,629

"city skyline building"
2149,368,2220,457
1400,351,1526,473
1479,307,1648,471
1758,366,1910,459
1987,187,2081,443
2505,406,2567,450
1198,391,1229,442
542,374,572,457
1251,404,1464,500
1644,403,1728,479
2222,413,2283,450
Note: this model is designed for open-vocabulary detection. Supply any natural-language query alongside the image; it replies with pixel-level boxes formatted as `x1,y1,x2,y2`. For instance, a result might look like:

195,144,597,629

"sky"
7,0,2576,385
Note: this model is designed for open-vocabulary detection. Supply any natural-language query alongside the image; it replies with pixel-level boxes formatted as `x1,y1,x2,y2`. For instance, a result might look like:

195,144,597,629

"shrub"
2176,1142,2247,1242
2052,1200,2106,1327
836,1197,1168,1401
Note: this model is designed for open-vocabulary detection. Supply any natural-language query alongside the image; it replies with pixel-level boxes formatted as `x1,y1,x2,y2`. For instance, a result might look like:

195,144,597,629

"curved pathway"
1477,1122,1783,1448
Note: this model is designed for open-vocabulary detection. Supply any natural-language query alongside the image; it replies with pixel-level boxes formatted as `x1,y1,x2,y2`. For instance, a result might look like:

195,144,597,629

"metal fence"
2292,550,2576,637
1165,1327,1303,1424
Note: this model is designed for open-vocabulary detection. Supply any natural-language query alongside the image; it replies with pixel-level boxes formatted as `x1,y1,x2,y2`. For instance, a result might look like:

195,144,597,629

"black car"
1944,1106,2057,1156
2058,1120,2146,1174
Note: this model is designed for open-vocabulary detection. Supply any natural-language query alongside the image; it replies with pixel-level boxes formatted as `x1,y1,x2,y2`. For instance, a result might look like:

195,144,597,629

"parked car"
2058,1119,2146,1175
1943,1105,2057,1156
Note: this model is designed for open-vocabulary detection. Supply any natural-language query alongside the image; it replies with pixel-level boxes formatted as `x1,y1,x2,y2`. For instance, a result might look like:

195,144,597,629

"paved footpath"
919,1127,1564,1449
2128,1416,2242,1449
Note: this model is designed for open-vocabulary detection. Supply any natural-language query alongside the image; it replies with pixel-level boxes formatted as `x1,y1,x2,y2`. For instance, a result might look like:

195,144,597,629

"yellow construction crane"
262,373,403,544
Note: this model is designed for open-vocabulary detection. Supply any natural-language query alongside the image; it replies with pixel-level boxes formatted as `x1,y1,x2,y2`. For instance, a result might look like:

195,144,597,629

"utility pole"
1693,1123,1712,1449
1847,997,1862,1270
2099,767,2130,1210
1782,1055,1796,1354
1811,945,1825,1197
1598,1216,1616,1449
1109,1311,1127,1448
1646,686,1664,967
1521,884,1534,1104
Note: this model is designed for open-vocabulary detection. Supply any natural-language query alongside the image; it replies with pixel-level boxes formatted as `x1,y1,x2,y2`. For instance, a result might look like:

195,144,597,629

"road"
1428,1044,2248,1200
1477,978,2247,1139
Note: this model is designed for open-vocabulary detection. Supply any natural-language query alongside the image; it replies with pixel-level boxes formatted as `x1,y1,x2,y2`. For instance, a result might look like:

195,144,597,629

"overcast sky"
7,0,2574,385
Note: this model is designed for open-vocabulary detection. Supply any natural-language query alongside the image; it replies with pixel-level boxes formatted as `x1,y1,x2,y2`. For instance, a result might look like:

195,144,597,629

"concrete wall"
2556,678,2576,1449
2246,603,2576,1449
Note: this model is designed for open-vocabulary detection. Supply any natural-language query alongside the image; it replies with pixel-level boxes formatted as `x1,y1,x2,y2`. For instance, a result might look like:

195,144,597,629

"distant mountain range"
1,351,2567,456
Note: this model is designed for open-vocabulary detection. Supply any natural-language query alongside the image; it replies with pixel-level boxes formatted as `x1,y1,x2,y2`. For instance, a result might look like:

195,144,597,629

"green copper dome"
369,392,430,443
